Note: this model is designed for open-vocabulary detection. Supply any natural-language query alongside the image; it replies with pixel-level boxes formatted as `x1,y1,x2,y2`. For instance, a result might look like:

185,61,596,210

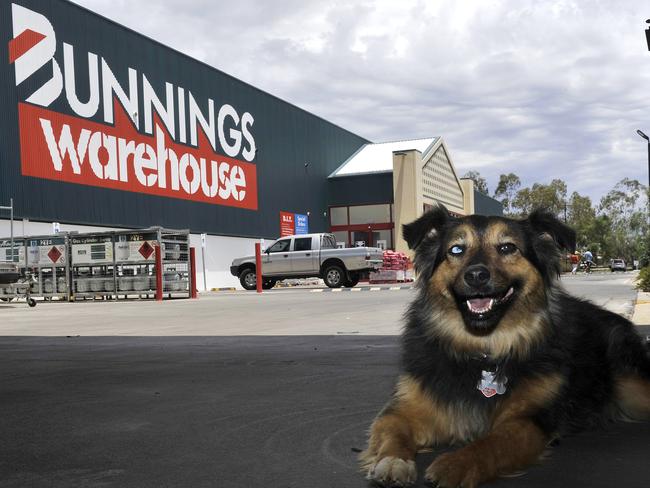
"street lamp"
646,19,650,51
636,129,650,189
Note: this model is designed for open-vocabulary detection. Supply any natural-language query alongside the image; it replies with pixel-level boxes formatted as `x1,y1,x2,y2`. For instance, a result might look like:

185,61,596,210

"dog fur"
360,206,650,487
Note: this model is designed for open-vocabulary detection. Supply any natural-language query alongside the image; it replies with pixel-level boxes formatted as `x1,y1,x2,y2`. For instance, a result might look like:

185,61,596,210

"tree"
512,179,567,217
566,192,595,249
462,171,489,195
493,173,521,216
597,178,649,264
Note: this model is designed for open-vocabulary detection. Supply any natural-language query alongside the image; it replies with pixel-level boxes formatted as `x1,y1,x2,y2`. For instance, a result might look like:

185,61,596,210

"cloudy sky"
73,0,650,203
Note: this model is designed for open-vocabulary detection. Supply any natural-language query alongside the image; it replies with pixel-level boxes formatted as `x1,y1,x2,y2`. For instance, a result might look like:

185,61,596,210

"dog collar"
470,352,500,372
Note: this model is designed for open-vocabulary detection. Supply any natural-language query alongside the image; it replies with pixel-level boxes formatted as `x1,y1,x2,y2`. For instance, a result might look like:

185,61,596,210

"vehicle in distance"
610,259,626,272
230,233,384,289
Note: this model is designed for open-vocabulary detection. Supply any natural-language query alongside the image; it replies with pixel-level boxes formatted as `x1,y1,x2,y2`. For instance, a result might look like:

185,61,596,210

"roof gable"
329,137,438,178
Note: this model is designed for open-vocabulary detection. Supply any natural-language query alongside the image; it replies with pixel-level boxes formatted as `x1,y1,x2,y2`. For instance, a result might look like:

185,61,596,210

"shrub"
637,266,650,292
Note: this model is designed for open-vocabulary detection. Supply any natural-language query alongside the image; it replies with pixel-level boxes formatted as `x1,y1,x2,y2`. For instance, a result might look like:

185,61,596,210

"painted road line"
310,289,324,293
370,287,381,291
332,289,342,292
351,288,362,292
390,287,401,291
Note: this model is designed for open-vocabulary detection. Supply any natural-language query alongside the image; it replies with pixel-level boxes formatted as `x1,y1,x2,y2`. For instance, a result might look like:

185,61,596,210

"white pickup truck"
230,233,384,289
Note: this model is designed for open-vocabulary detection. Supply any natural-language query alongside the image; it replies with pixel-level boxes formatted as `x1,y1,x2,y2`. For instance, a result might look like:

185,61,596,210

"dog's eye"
449,245,465,256
498,243,517,255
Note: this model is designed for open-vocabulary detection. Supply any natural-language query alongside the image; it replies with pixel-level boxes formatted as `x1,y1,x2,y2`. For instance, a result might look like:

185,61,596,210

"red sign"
138,241,154,260
280,211,295,236
18,101,258,209
47,246,62,263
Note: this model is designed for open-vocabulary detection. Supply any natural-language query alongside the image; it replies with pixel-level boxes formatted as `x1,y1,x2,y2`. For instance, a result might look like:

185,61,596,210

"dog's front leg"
425,373,564,488
424,416,549,488
361,376,447,487
361,410,418,487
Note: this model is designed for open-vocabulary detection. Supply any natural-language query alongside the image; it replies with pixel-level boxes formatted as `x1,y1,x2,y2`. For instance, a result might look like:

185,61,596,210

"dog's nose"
464,265,491,287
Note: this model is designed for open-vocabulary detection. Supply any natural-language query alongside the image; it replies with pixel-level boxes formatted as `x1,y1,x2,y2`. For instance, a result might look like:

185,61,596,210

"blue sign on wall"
295,214,309,234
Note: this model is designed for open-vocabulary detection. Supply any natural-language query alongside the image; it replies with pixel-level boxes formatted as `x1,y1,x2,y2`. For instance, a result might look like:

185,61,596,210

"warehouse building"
0,0,501,289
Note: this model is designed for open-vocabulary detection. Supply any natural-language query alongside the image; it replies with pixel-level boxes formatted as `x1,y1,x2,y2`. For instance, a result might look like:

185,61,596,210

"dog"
360,206,650,487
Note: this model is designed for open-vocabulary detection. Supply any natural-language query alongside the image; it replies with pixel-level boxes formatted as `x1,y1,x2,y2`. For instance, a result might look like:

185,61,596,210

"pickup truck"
230,233,384,289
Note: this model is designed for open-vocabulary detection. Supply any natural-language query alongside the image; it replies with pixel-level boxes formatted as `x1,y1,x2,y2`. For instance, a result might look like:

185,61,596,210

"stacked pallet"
369,251,414,283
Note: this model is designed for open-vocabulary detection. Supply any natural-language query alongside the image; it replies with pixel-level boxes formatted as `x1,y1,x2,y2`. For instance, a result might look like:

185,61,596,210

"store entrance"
351,230,388,249
352,231,371,247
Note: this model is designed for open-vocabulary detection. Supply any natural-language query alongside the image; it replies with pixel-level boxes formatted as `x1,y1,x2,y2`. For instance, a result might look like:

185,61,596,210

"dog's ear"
402,205,450,250
526,208,576,253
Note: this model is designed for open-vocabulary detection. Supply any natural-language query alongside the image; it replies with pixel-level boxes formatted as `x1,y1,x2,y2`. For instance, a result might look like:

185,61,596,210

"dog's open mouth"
465,287,515,316
456,286,516,335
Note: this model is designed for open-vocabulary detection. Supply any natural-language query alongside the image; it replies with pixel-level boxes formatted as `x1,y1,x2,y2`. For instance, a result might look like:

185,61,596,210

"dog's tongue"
468,298,491,312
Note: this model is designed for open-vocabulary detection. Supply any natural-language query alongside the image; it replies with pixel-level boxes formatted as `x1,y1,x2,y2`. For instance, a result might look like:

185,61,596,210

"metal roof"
328,137,439,178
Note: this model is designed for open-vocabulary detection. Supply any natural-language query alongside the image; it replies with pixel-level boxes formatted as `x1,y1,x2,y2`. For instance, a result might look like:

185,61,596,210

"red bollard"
155,244,163,301
189,247,198,299
255,242,262,293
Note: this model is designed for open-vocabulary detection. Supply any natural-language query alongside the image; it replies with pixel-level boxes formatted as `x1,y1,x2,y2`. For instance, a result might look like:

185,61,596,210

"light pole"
636,129,650,189
638,131,650,268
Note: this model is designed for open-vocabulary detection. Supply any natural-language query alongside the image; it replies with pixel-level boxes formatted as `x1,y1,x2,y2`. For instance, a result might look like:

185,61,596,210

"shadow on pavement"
0,335,648,488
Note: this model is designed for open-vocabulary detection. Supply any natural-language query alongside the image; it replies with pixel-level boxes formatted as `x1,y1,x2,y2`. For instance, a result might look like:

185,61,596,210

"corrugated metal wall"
474,190,504,216
328,174,394,207
0,0,369,239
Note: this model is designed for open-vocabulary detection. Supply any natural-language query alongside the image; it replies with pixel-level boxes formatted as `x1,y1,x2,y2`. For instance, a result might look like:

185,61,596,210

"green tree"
566,192,595,249
462,171,489,195
493,173,521,216
597,178,649,263
583,215,613,258
512,179,567,217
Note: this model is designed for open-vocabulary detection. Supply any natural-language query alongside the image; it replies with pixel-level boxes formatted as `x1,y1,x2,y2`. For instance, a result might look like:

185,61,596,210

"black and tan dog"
361,206,650,487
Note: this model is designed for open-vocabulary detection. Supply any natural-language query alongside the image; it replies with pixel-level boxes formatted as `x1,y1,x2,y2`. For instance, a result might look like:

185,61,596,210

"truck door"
290,236,317,273
262,238,292,275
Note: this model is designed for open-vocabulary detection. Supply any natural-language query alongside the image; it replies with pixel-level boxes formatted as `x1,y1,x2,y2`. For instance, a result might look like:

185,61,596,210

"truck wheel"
262,278,277,290
323,265,345,288
343,273,360,288
239,268,257,290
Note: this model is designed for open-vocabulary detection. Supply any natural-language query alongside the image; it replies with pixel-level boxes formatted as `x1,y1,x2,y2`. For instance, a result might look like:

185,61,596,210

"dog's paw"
366,456,416,487
424,450,482,488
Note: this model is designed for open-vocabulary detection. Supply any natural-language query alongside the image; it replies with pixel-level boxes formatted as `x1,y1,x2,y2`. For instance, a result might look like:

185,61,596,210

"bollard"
189,247,198,299
155,244,163,301
255,242,262,293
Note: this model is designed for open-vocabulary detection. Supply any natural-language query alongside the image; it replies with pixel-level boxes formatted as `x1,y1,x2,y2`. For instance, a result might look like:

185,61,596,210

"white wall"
1,218,257,290
191,233,257,290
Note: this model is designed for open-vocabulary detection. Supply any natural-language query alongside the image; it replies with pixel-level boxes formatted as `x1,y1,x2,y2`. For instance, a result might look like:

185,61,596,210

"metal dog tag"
477,370,507,398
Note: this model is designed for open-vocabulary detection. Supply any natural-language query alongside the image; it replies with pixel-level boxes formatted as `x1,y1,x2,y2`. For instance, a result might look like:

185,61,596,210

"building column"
460,178,476,215
392,149,423,254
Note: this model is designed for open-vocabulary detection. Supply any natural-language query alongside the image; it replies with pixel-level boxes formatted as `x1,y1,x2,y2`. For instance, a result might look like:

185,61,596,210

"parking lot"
1,274,649,487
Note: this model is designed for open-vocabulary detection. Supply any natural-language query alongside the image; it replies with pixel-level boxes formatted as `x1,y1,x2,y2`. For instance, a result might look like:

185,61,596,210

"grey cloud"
73,0,650,201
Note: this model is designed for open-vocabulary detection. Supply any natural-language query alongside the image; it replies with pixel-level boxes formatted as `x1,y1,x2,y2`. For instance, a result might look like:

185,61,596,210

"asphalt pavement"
1,272,648,488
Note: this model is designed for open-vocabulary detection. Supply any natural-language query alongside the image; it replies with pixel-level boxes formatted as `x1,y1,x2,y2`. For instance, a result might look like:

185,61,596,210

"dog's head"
403,205,575,358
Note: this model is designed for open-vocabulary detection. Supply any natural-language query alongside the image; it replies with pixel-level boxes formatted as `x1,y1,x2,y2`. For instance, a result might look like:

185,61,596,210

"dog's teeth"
467,298,494,314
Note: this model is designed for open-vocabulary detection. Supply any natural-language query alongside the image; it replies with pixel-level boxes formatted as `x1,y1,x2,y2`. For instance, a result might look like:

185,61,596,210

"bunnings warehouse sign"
8,2,257,209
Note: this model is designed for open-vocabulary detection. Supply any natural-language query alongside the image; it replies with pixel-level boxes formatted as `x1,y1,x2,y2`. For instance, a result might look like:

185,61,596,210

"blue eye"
449,245,465,256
